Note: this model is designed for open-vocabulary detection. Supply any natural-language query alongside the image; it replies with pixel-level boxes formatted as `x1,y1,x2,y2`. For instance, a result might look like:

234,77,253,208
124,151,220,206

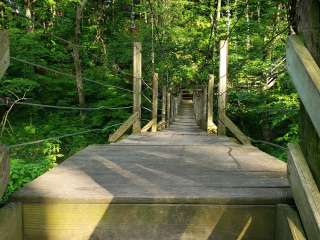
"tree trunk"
24,0,34,32
73,6,86,114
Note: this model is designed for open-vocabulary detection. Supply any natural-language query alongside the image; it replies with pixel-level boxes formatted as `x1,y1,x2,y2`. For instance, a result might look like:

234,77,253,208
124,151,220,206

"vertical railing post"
0,31,10,199
218,40,228,135
207,74,217,134
0,31,10,80
202,85,208,130
166,91,171,127
151,72,158,132
133,42,142,134
162,86,167,123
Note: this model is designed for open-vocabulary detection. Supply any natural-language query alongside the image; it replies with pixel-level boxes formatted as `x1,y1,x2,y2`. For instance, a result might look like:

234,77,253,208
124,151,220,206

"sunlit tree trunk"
24,0,34,31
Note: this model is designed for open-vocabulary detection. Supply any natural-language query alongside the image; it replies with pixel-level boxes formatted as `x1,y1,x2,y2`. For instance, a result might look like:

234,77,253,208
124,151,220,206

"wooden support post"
162,86,167,123
0,32,10,199
207,74,218,134
133,42,142,134
170,94,174,122
218,40,228,135
166,91,171,127
0,145,9,199
0,31,10,80
151,73,158,132
202,86,208,130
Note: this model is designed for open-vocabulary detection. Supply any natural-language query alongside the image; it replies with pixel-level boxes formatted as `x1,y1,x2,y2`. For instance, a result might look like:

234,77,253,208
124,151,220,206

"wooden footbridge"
0,33,320,239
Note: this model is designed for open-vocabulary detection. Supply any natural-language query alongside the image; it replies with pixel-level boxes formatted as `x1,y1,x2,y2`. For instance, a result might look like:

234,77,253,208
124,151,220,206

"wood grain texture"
108,112,138,142
286,35,320,137
275,204,306,240
220,114,251,145
0,145,9,199
287,144,320,240
0,31,9,80
22,203,276,240
0,203,23,240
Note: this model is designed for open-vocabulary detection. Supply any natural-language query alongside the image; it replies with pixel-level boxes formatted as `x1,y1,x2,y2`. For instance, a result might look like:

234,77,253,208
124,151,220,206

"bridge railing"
108,42,181,142
286,35,320,240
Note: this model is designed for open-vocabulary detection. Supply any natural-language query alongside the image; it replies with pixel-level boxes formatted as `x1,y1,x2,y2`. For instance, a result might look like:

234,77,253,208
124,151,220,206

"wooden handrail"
219,114,251,145
287,35,320,137
108,112,139,143
0,145,10,199
287,144,320,239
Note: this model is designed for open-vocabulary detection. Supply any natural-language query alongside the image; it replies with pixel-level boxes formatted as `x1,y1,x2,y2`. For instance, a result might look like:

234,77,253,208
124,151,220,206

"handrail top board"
287,35,320,136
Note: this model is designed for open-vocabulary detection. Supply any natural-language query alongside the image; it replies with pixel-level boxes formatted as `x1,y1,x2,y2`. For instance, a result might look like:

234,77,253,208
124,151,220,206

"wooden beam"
218,40,228,136
286,35,320,137
207,74,217,134
0,145,9,199
288,144,320,240
133,42,142,134
275,204,306,240
0,203,23,240
151,73,158,132
108,113,139,143
141,120,154,133
220,115,251,145
0,31,9,80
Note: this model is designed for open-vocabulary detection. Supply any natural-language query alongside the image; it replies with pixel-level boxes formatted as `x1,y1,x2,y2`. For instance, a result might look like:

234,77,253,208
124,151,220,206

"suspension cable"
10,57,134,93
0,100,132,111
8,123,122,149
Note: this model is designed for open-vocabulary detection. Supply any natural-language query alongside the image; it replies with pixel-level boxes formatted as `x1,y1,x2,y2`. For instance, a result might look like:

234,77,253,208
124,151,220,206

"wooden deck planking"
11,101,292,239
13,102,291,205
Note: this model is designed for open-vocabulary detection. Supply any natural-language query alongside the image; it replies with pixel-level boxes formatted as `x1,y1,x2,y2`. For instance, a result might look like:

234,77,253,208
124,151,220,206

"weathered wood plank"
288,143,320,240
22,203,276,240
141,119,154,133
286,35,320,137
220,115,251,145
133,42,142,133
218,40,228,136
0,31,9,80
0,203,23,240
151,72,158,132
0,145,9,199
275,204,306,240
108,112,139,143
